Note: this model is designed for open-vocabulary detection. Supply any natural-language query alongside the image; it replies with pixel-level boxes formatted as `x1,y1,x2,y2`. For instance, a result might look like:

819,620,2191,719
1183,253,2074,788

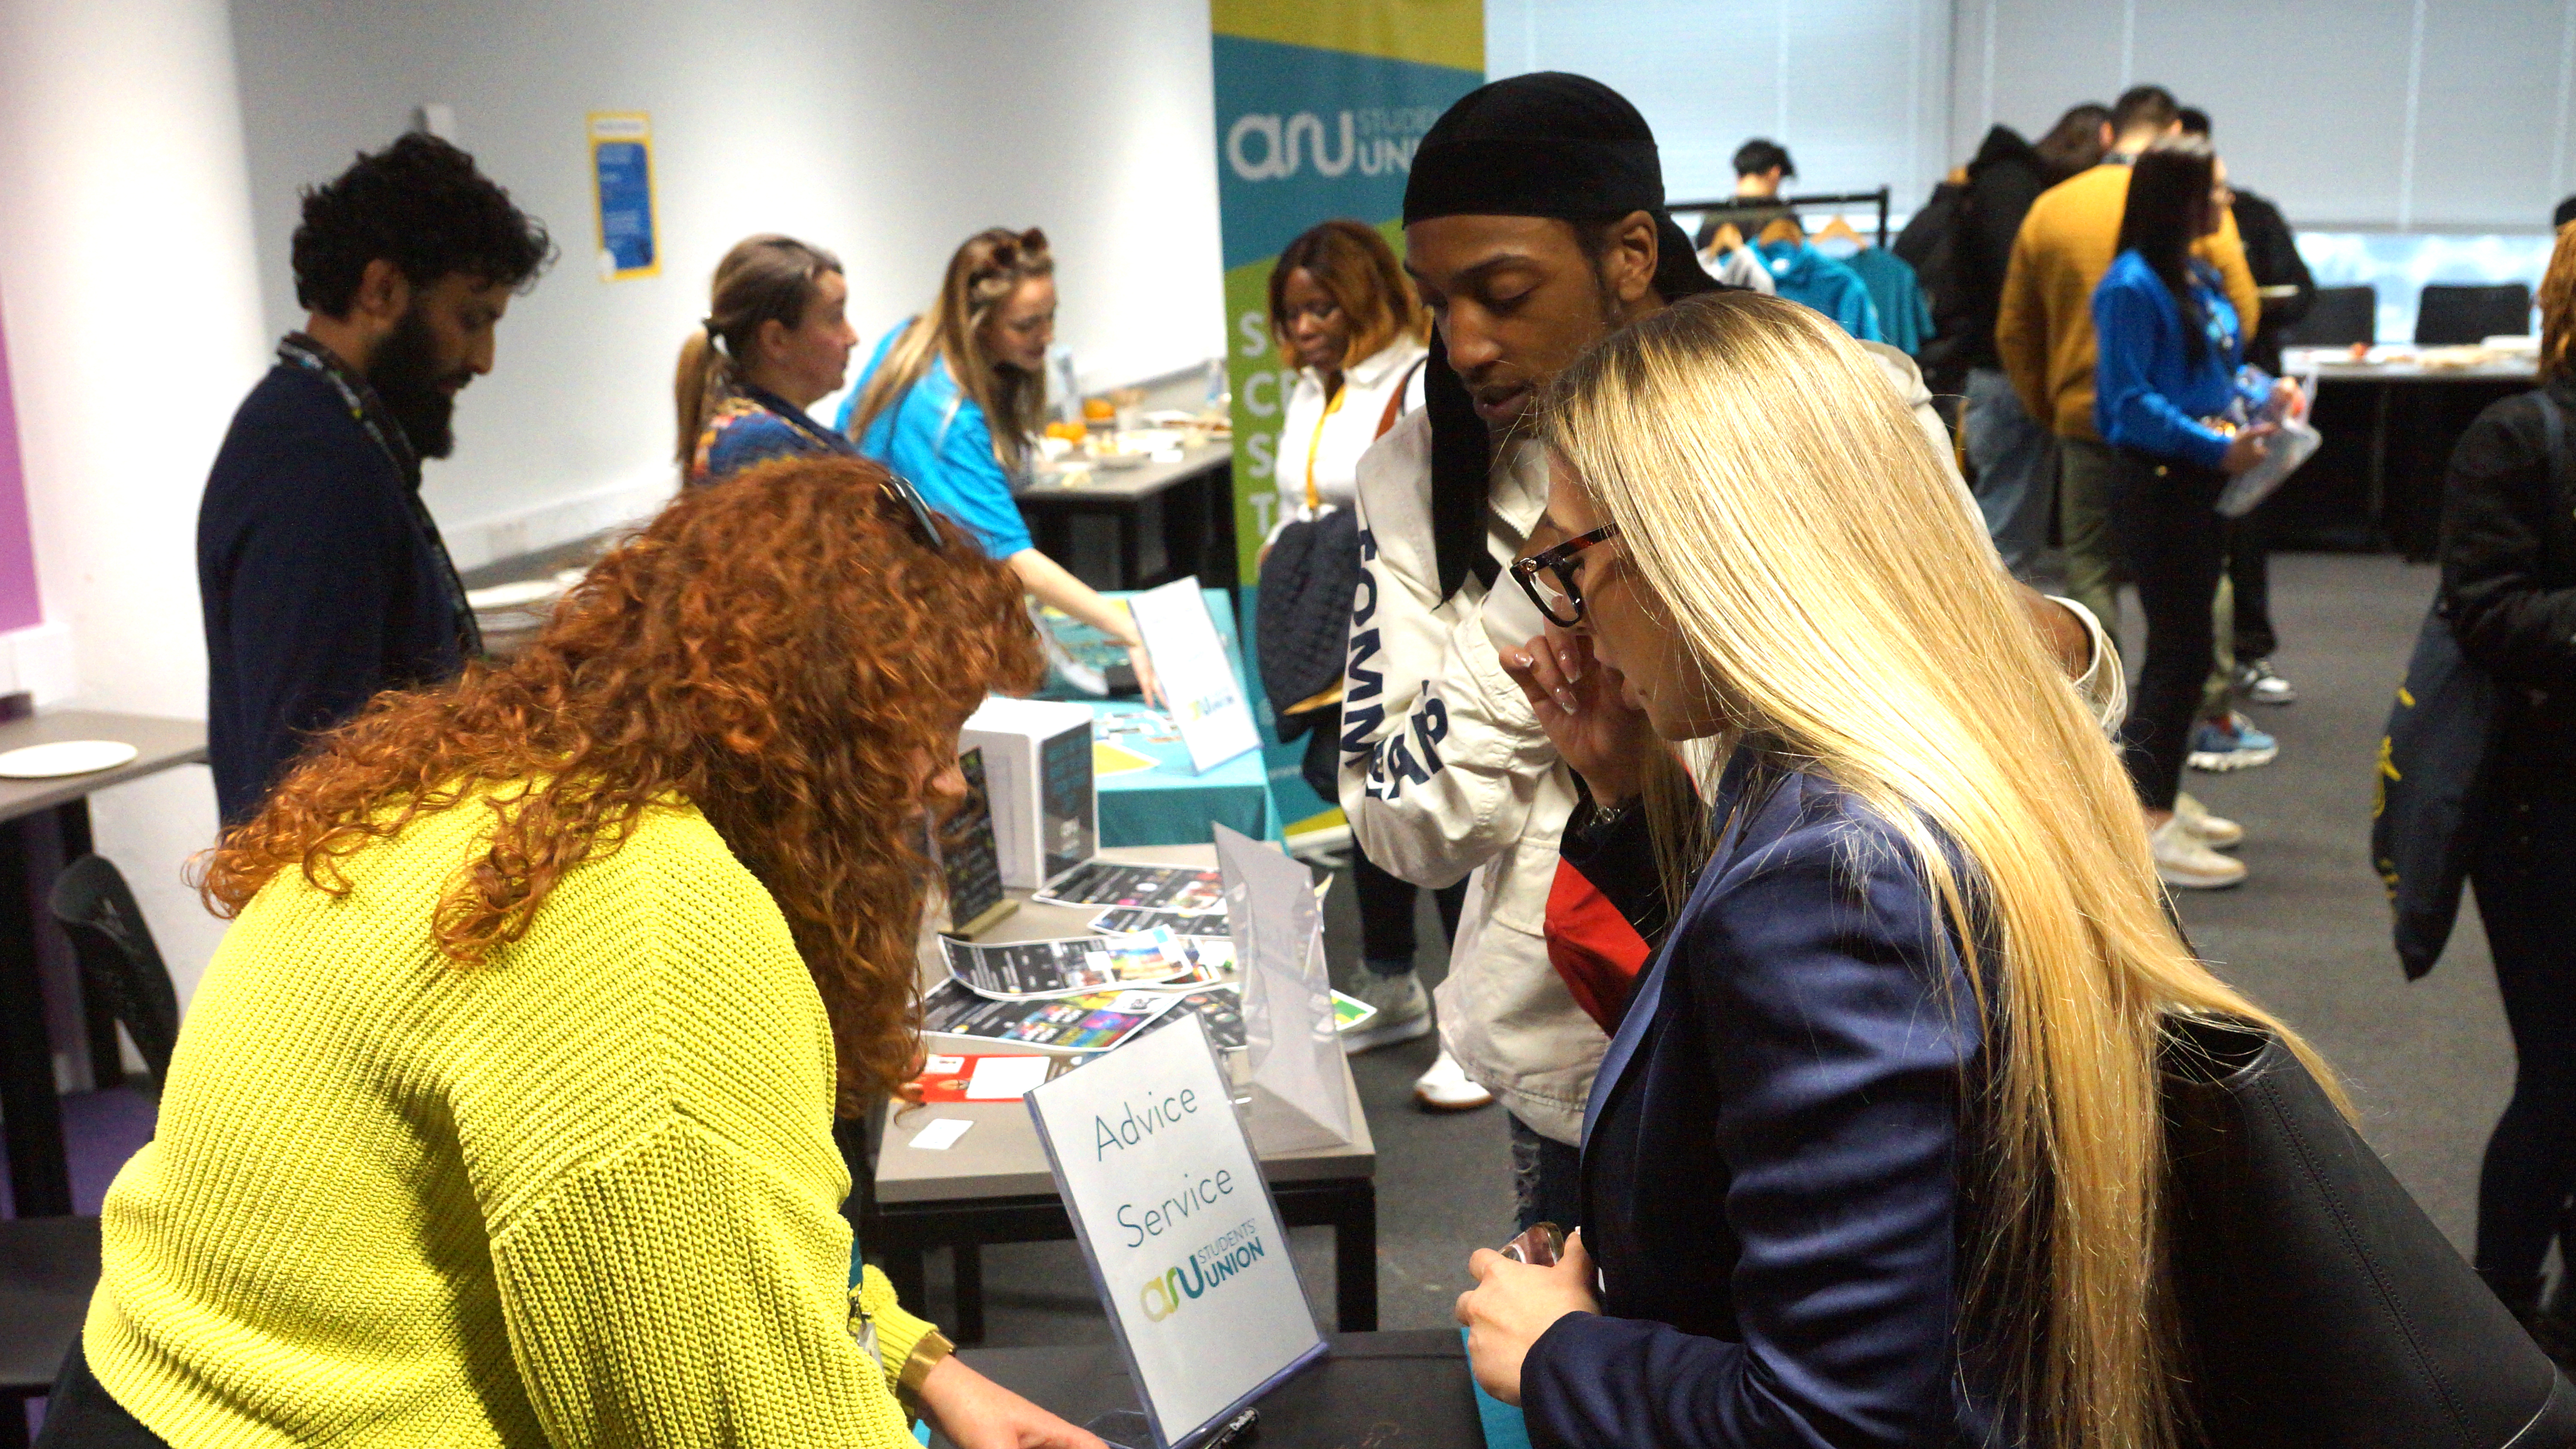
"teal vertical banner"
1209,0,1482,837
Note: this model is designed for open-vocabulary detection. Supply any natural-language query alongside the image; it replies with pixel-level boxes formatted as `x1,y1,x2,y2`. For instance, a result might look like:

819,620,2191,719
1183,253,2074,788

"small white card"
907,1118,974,1152
965,1055,1054,1101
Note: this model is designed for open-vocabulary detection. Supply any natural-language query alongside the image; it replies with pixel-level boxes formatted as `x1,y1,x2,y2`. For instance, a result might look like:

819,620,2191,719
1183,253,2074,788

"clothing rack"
1671,186,1894,248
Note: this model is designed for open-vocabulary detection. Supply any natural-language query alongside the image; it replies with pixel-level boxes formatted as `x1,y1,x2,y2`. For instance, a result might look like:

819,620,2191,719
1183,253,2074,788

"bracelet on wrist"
896,1329,955,1417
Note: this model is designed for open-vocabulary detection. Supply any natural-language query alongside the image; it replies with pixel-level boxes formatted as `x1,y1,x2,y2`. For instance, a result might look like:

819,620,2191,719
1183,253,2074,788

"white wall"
226,0,1228,568
1952,0,2567,233
1489,0,1956,213
0,0,263,1013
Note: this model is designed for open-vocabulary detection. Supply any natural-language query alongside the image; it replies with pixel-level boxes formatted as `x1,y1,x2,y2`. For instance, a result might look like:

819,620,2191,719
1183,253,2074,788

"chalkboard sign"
942,748,1014,937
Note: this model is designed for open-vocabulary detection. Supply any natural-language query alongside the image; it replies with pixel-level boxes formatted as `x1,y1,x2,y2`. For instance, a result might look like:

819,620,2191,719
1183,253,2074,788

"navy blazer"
1522,751,1990,1449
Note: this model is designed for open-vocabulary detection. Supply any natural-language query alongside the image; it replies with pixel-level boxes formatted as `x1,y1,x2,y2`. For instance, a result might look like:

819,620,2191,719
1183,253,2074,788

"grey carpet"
940,551,2514,1346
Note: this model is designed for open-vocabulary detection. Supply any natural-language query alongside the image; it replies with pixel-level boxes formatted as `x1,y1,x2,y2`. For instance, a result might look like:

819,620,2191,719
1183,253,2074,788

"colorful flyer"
1036,861,1227,914
942,931,1193,1000
921,980,1182,1055
1091,904,1230,938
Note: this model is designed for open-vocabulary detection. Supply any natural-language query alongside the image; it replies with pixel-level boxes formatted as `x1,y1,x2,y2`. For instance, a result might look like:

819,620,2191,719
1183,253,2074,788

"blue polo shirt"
837,327,1034,560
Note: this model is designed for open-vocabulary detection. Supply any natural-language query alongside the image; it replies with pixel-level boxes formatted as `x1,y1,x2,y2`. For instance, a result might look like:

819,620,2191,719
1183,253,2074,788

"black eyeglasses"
1509,524,1619,627
879,472,946,550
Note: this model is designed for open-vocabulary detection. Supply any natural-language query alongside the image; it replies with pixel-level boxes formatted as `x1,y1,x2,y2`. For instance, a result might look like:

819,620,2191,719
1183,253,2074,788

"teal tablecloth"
1045,589,1276,846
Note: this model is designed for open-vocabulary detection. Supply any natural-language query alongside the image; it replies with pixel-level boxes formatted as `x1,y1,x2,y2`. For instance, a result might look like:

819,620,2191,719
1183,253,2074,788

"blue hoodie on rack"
1753,240,1884,343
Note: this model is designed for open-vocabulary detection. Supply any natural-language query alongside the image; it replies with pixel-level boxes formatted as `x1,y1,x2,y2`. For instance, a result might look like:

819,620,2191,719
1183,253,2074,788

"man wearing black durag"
1335,73,2119,1238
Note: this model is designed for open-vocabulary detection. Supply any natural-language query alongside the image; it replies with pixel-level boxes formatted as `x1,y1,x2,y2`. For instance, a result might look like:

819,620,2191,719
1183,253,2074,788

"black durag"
1403,72,1722,602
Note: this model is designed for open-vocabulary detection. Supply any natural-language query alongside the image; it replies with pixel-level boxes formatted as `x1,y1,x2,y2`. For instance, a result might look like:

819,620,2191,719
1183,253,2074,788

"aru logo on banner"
1224,106,1441,182
1138,1221,1271,1322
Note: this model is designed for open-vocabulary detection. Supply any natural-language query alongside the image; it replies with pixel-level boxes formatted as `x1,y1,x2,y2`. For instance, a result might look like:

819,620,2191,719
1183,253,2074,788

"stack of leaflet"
935,858,1375,1056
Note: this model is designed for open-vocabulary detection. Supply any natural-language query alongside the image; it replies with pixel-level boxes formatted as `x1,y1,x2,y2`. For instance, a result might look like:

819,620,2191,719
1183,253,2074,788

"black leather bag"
1254,506,1361,743
2163,1015,2576,1447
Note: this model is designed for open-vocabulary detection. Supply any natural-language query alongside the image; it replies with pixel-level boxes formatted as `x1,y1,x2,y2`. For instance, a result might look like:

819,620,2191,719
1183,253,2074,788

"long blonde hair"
1544,290,2337,1449
673,234,841,467
843,226,1053,472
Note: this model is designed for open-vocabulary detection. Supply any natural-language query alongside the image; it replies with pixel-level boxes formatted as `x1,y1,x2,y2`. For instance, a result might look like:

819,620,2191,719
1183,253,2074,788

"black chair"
2416,283,2534,346
49,858,178,1091
2282,285,2378,348
0,858,179,1445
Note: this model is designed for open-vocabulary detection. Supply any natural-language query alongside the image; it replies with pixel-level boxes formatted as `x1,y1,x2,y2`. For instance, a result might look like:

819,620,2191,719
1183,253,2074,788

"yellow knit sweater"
83,794,937,1446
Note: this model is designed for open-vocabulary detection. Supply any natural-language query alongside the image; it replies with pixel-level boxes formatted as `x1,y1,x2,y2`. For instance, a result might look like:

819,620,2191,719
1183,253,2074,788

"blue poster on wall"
587,112,657,280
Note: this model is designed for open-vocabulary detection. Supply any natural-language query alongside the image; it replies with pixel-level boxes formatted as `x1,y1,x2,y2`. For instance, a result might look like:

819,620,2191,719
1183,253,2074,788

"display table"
865,846,1374,1344
936,1330,1485,1449
0,710,208,1217
1018,442,1232,591
1081,588,1273,846
2274,347,2538,558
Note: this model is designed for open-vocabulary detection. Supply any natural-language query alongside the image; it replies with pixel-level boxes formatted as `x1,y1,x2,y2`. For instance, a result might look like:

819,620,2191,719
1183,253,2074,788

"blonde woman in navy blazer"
1463,291,2330,1449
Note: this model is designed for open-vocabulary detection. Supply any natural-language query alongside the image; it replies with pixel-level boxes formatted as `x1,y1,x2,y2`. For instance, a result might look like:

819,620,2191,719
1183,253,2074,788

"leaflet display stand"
1213,824,1351,1153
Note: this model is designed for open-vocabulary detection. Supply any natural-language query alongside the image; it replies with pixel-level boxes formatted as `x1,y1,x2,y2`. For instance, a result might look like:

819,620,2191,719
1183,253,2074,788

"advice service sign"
1028,1012,1323,1446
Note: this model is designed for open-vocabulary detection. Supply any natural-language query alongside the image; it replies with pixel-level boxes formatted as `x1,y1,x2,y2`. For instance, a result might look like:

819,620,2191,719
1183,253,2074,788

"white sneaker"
2173,791,2243,849
2153,815,2247,890
1411,1049,1495,1112
1337,968,1433,1054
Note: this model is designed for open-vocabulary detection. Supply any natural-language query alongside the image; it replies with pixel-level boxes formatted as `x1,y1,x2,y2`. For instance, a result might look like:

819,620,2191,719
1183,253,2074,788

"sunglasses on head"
1509,523,1620,628
877,471,946,550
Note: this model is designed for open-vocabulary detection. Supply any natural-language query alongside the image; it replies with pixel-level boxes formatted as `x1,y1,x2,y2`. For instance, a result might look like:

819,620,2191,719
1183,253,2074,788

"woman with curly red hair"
41,458,1102,1449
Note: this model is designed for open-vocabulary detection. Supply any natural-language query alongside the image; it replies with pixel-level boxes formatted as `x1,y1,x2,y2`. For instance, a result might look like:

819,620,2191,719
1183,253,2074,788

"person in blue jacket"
2091,136,2296,889
840,227,1156,701
1456,289,2326,1448
675,234,860,487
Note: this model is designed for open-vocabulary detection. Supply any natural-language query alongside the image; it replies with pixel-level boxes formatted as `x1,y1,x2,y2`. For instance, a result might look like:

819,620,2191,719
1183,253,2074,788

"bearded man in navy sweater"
198,133,552,825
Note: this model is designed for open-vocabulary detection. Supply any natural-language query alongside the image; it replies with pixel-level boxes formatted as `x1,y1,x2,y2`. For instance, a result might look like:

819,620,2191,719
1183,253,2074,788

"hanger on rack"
1757,215,1805,247
1817,213,1865,248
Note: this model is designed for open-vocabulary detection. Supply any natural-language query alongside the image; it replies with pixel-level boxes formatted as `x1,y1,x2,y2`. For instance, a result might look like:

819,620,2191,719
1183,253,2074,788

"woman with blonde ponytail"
677,233,858,486
1455,289,2332,1449
841,227,1159,703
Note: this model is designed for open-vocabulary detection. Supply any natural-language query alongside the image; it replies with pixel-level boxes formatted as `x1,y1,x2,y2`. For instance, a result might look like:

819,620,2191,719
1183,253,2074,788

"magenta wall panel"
0,300,43,631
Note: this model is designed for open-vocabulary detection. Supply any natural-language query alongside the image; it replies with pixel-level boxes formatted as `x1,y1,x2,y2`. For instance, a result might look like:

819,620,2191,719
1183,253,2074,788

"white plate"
0,740,138,779
464,579,561,611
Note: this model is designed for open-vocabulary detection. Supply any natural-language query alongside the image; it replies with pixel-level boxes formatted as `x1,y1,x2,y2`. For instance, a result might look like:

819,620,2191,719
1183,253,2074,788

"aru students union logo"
1137,1220,1270,1322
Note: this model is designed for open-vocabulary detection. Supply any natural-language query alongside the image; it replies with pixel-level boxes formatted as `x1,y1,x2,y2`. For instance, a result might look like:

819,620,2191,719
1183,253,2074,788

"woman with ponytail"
677,233,859,486
841,227,1157,702
1460,289,2333,1449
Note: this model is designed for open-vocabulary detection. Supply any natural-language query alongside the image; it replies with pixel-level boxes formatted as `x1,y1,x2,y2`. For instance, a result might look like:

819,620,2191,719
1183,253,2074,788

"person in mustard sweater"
38,457,1104,1449
1995,85,2260,666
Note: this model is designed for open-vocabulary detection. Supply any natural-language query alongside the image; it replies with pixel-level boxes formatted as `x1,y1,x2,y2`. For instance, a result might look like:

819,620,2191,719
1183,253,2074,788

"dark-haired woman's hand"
2219,420,2278,475
1501,632,1655,806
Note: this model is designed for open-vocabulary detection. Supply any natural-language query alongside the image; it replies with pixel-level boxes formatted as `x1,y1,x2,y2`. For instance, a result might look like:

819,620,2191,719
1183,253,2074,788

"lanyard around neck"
273,333,483,661
1305,381,1348,511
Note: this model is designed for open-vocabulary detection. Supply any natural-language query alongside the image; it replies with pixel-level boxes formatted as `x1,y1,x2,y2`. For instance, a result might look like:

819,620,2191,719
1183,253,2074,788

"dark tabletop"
942,1329,1484,1449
